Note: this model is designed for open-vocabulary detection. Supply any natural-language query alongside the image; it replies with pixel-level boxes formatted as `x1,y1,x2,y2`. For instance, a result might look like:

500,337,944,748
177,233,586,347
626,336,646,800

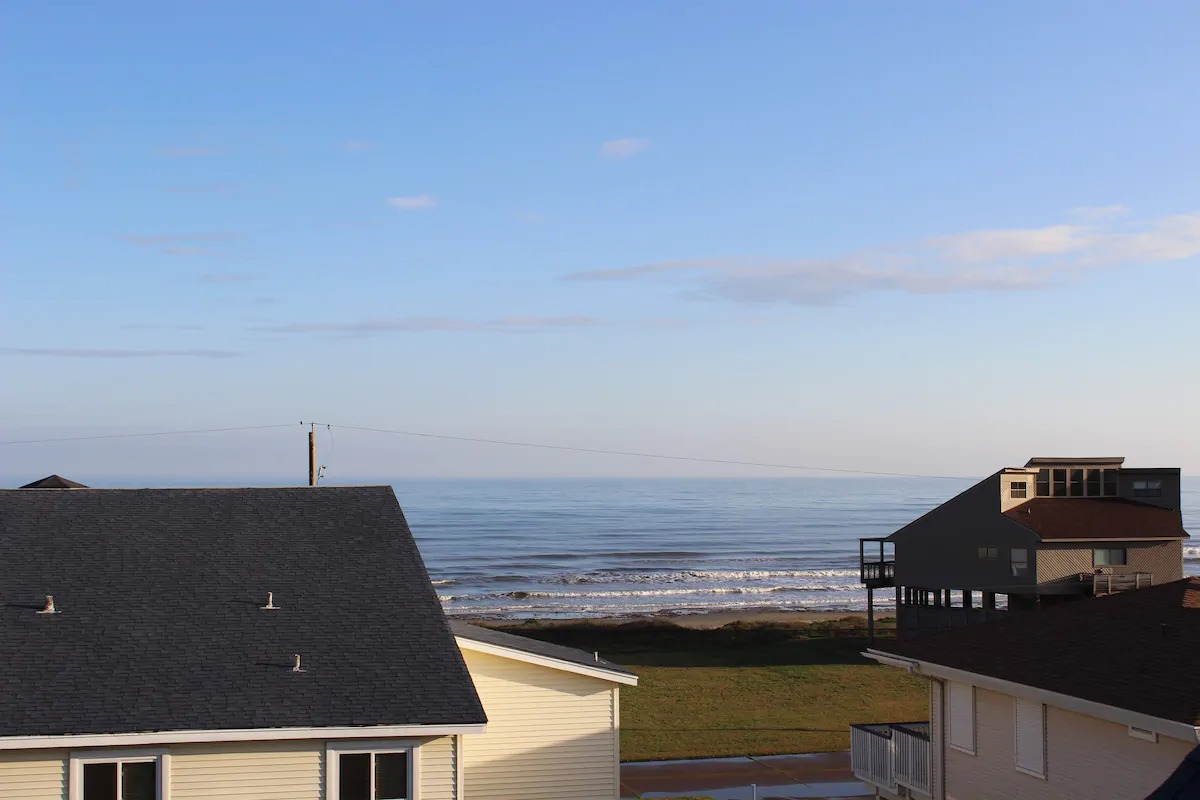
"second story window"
978,546,999,559
1010,482,1027,499
1132,479,1162,498
1037,467,1118,497
1094,548,1127,566
1011,548,1029,577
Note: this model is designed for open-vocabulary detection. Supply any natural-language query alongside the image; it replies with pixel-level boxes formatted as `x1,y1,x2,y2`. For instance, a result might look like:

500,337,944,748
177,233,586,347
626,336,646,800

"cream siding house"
852,577,1200,800
0,481,635,800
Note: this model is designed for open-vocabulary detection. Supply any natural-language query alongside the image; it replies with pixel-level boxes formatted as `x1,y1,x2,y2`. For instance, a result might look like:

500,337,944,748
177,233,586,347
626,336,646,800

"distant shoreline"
451,607,880,629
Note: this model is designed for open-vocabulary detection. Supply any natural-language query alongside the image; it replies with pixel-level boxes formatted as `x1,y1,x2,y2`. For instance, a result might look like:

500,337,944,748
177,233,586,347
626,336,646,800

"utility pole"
308,425,317,486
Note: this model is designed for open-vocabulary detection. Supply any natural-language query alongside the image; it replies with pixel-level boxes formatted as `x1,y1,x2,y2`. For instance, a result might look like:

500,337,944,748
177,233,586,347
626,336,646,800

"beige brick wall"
945,687,1193,800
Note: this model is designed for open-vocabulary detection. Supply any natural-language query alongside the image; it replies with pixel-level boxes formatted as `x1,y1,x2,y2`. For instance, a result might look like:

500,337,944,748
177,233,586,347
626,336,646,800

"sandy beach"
457,607,876,630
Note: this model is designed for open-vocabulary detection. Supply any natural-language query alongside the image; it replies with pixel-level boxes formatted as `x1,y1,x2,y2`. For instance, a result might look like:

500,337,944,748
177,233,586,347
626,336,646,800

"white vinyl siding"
169,740,322,799
418,737,457,800
0,751,66,800
1014,698,1046,777
948,682,976,754
461,649,619,800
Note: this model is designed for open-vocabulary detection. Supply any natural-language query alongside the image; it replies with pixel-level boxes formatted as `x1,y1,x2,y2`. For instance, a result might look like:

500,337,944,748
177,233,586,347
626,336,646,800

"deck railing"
861,560,895,584
851,722,931,797
1089,572,1152,595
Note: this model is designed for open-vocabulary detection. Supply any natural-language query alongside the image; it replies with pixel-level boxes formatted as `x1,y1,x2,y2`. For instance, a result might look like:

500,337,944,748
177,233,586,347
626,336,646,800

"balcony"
1088,571,1152,595
851,722,931,797
860,537,896,588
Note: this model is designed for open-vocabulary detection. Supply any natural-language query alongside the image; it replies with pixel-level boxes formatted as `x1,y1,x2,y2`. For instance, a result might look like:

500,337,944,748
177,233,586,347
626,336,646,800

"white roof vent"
36,595,59,615
261,592,280,610
292,653,306,673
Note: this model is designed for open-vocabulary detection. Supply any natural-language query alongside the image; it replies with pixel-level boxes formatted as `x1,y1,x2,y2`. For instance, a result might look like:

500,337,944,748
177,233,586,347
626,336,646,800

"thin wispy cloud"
564,208,1200,306
600,138,651,160
257,315,603,335
387,195,437,210
153,146,221,158
1067,204,1131,222
1,347,237,359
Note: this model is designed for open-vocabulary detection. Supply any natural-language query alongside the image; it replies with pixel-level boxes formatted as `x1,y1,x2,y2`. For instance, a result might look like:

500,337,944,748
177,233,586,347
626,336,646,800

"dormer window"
1132,480,1162,498
1035,468,1118,497
1010,482,1027,499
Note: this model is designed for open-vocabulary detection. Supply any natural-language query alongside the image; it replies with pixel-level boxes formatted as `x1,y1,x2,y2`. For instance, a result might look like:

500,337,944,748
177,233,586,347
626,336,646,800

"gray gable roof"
450,621,636,679
20,474,88,488
0,486,486,737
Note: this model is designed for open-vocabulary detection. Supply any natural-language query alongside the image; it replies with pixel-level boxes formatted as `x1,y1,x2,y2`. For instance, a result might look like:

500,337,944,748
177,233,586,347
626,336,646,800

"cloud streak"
600,138,651,159
388,195,437,210
1,347,237,359
256,315,603,335
564,209,1200,305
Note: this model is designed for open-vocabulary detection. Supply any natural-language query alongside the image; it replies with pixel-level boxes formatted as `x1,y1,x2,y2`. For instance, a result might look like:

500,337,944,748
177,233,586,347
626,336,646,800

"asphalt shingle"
0,486,486,737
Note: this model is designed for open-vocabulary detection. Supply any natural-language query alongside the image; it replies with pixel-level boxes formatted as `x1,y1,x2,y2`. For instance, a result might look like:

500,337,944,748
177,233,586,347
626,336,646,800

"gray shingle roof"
20,474,88,488
450,621,636,678
0,486,486,737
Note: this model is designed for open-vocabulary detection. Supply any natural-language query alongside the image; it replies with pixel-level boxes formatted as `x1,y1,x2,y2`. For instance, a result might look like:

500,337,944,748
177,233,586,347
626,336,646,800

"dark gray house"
860,457,1189,637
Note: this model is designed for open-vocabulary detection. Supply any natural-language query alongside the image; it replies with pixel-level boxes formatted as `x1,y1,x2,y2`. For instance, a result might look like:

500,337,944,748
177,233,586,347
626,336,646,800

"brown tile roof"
880,577,1200,726
1004,497,1189,540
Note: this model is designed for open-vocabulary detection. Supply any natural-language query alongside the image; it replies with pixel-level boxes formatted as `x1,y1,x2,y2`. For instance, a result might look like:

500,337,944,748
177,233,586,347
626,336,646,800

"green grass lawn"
492,617,927,761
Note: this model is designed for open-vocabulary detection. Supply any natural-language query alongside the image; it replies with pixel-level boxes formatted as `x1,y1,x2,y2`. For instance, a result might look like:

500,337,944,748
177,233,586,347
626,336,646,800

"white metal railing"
851,722,931,796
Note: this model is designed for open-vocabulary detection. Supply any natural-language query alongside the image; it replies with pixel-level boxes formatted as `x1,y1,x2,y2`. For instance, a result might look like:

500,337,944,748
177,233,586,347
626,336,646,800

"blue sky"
5,1,1200,481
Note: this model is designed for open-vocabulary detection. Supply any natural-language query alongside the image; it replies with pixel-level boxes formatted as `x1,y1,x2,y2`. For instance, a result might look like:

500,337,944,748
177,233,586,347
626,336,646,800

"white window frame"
947,682,976,755
1014,699,1046,779
69,748,169,800
1010,481,1027,499
326,739,422,800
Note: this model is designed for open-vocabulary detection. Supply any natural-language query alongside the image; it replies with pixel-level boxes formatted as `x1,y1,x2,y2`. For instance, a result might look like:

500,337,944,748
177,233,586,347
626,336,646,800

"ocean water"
391,477,1200,619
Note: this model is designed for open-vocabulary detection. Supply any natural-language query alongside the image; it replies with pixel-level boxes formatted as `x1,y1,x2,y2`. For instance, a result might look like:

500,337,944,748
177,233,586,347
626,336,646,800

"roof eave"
0,723,489,752
864,649,1200,744
456,636,638,686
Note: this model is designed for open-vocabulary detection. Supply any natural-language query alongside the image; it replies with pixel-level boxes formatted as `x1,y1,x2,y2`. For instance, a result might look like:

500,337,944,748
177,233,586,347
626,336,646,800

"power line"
329,424,967,480
0,423,298,446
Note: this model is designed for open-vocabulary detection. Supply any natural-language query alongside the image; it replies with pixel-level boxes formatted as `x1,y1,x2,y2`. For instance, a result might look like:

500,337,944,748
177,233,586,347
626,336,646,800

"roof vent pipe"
261,592,280,610
292,654,305,673
37,595,58,615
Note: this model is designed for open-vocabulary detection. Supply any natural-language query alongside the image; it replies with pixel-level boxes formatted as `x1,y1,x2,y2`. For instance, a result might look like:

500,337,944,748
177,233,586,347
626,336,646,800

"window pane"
376,752,409,800
1035,469,1050,496
1086,469,1102,496
83,763,118,800
340,753,371,800
1070,469,1084,496
1052,469,1067,497
1011,482,1027,499
122,762,157,800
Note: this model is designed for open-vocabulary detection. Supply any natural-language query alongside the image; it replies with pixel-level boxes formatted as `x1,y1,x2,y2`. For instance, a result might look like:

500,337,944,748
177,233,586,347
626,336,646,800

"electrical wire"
328,424,967,480
0,423,298,446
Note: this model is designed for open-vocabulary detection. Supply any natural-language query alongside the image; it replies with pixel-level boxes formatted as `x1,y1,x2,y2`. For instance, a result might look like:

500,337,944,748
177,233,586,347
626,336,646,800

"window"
1104,470,1118,496
1051,469,1068,497
1010,482,1027,499
1011,548,1029,577
1086,469,1103,496
1132,479,1163,498
1069,469,1084,496
1035,469,1050,497
71,753,162,800
978,546,999,559
1014,699,1046,777
948,682,976,754
1094,548,1127,566
330,746,415,800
